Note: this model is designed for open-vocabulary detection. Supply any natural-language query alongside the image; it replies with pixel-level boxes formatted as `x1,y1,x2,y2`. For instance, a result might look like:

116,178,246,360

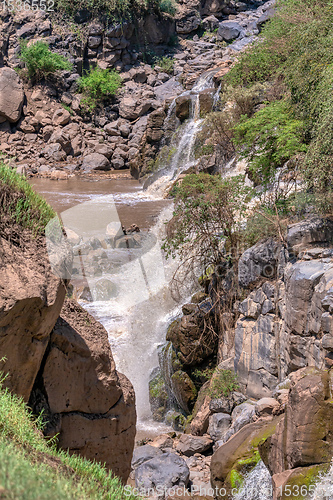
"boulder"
49,129,72,155
119,97,151,121
132,445,164,470
218,21,243,41
0,236,66,401
211,417,283,497
255,397,279,417
150,434,174,450
0,67,24,123
176,434,213,456
82,153,110,171
43,143,67,161
208,413,232,442
171,370,197,413
259,368,333,477
238,238,283,288
175,94,191,121
135,451,190,490
287,218,333,257
217,21,243,42
52,108,71,126
32,299,136,482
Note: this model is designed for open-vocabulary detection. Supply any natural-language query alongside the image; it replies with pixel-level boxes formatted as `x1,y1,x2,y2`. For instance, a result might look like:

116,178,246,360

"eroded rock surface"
30,299,136,482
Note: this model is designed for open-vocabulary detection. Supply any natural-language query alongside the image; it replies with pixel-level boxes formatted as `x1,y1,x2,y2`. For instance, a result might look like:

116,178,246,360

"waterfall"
310,462,333,499
144,69,220,198
232,461,273,500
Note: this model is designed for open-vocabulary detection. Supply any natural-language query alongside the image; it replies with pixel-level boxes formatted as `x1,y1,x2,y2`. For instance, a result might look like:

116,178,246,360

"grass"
0,161,56,235
223,0,333,190
0,378,139,499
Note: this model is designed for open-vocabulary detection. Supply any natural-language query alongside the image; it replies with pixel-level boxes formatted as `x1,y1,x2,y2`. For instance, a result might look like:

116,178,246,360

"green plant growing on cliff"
154,56,175,74
0,378,139,499
19,41,72,83
78,67,122,111
209,369,239,399
0,162,55,235
234,100,307,185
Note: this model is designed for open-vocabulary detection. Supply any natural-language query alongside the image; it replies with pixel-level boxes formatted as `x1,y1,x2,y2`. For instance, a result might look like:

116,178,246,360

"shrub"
233,100,307,185
19,41,72,82
154,56,175,74
209,369,239,399
78,67,122,111
163,173,250,286
55,0,177,18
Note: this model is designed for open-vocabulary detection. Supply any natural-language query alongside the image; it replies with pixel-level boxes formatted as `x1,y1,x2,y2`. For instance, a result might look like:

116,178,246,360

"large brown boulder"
211,416,282,498
0,67,24,122
0,236,66,401
31,299,136,482
260,368,333,476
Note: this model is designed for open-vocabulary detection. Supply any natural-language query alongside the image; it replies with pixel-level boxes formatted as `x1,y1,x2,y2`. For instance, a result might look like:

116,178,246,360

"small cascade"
145,69,220,198
232,461,273,500
310,462,333,499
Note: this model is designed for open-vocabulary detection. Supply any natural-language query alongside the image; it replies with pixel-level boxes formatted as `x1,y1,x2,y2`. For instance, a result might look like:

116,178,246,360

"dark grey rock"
208,413,232,442
132,445,164,470
135,452,190,490
218,21,243,41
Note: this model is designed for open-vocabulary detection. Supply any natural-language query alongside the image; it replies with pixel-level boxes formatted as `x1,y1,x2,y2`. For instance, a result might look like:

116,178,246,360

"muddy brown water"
31,176,170,230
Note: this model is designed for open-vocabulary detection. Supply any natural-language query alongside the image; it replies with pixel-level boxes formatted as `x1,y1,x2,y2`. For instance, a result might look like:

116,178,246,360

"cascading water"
309,462,333,499
144,69,221,198
232,461,273,500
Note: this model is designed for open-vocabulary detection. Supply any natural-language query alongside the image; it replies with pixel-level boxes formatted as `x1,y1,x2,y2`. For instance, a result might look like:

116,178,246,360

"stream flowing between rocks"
30,71,216,437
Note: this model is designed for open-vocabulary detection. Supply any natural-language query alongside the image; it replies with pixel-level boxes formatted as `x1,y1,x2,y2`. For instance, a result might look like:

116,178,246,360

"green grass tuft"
0,378,139,499
0,162,56,235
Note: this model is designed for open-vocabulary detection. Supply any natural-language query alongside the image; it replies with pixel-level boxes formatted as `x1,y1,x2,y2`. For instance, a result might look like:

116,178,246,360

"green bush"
233,100,307,185
19,41,72,82
209,369,239,399
154,56,175,74
78,67,122,111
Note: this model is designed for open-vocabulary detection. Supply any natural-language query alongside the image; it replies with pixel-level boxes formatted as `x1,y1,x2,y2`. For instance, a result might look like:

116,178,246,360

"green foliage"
225,0,333,188
0,162,55,234
79,67,122,111
163,173,250,276
234,100,306,184
209,369,239,399
55,0,177,19
0,378,139,499
154,56,175,74
19,41,72,82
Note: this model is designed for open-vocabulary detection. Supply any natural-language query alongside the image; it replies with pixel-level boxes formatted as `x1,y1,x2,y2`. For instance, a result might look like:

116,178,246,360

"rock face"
0,67,24,122
234,218,333,398
30,299,136,482
0,236,66,401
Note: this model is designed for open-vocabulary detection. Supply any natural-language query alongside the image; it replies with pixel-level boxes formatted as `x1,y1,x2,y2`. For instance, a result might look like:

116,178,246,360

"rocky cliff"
0,192,136,481
0,0,273,179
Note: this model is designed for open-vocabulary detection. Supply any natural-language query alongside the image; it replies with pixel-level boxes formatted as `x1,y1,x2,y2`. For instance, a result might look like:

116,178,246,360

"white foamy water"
82,205,187,422
233,461,273,500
